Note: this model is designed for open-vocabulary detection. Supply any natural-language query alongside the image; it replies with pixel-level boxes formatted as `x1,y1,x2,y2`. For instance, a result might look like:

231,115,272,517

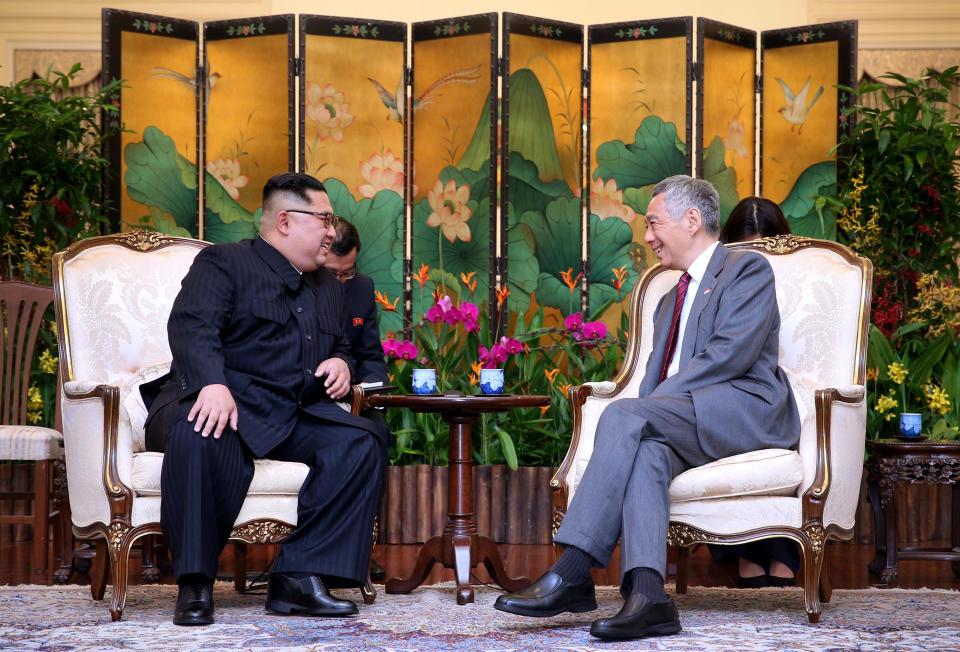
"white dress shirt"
666,241,720,379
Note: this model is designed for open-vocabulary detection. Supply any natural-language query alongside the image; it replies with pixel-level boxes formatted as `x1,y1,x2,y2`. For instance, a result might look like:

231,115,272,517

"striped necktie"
659,272,691,382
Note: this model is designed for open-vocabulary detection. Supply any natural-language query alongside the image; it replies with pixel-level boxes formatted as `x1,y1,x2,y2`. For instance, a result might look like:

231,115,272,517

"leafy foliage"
0,64,122,282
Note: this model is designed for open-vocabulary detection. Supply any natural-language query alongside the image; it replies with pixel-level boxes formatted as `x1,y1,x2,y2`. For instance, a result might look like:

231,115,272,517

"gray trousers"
554,393,713,583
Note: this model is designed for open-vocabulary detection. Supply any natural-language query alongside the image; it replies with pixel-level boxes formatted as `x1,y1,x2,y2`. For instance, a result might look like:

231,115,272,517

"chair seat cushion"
131,452,309,496
668,448,803,502
0,426,64,460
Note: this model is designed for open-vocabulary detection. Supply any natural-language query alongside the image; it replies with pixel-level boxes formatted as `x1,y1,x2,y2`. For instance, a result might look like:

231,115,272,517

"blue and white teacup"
480,368,505,395
412,368,437,395
899,412,922,438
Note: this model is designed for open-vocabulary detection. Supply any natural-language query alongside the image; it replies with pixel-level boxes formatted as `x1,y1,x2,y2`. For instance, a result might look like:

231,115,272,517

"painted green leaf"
779,160,837,239
521,196,581,312
588,214,636,314
123,125,197,235
324,178,404,335
701,136,740,221
622,184,655,215
506,152,575,222
457,94,492,172
146,206,191,238
203,173,259,243
506,68,565,183
594,116,686,190
505,206,539,315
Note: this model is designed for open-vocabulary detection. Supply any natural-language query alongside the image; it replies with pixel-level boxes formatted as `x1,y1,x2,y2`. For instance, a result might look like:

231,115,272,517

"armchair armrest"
803,384,867,532
61,381,133,530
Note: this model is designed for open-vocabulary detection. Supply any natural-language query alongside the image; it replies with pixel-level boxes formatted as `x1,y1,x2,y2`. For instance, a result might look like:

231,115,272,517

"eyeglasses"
284,209,341,230
329,268,357,281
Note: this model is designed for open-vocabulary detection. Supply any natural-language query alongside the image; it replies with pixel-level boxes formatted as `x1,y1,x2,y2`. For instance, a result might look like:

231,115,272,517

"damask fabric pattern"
0,426,63,460
1,583,957,650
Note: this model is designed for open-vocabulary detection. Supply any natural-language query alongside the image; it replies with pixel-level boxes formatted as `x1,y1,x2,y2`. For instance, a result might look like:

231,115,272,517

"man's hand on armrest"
188,383,238,439
315,357,351,400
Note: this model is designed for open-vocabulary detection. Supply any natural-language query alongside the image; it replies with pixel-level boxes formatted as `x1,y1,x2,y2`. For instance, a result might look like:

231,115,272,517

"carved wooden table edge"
369,393,550,604
865,438,960,583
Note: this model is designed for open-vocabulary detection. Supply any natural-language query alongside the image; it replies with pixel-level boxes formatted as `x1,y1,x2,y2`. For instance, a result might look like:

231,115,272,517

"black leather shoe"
590,593,681,640
265,573,358,617
737,573,770,588
173,581,214,626
767,574,796,588
493,571,597,617
370,559,386,582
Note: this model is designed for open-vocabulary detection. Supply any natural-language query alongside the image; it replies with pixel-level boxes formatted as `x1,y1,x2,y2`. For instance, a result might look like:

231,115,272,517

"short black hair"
331,218,361,256
720,197,791,244
262,172,326,207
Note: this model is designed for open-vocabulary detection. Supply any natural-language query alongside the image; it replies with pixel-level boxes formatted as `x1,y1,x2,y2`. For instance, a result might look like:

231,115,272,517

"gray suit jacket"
638,244,800,460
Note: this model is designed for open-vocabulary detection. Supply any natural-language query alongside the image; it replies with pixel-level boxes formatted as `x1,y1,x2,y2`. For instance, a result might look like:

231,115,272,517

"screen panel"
301,15,407,336
761,21,857,239
503,13,584,328
203,15,294,243
587,17,692,325
102,9,199,235
698,18,756,223
410,14,498,324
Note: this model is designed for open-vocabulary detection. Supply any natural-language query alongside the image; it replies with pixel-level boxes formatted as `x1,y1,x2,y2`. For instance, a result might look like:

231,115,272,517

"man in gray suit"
494,175,800,640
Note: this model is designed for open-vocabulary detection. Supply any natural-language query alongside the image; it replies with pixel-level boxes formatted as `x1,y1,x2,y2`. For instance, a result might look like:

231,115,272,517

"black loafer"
590,593,681,640
737,574,770,588
265,573,358,617
493,571,597,617
173,581,214,626
590,593,682,639
767,574,796,588
370,559,386,582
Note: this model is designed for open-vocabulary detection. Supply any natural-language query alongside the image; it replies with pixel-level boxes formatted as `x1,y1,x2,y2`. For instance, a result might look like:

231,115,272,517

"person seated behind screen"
324,217,391,582
716,195,799,588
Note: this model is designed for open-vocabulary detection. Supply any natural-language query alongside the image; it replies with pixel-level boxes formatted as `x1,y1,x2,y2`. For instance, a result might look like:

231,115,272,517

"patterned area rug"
1,582,958,651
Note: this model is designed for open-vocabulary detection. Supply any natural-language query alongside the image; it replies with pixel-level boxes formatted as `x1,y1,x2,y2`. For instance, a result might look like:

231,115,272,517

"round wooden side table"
865,438,960,583
369,393,550,604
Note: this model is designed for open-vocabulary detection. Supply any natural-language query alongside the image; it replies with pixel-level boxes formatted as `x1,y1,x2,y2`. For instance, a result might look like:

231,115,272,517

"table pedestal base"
385,532,529,604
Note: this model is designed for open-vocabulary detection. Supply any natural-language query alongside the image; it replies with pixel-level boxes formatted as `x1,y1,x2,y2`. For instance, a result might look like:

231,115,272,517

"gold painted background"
119,31,196,231
762,41,838,204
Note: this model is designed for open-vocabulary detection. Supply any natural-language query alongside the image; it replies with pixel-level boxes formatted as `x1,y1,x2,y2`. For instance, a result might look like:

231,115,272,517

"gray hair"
651,175,720,236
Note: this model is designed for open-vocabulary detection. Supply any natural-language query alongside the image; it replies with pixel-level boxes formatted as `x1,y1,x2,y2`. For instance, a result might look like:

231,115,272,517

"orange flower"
866,367,878,381
412,263,430,290
558,383,572,396
460,271,477,294
611,264,629,292
471,361,483,377
469,374,479,386
432,286,442,304
496,285,510,306
374,290,399,312
544,368,560,385
539,405,550,416
560,267,582,293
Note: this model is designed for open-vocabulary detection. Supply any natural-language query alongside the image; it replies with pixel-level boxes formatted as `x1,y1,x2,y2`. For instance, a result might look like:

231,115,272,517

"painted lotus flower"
358,149,409,198
306,82,354,142
206,158,249,200
426,178,472,243
590,177,637,223
723,118,749,160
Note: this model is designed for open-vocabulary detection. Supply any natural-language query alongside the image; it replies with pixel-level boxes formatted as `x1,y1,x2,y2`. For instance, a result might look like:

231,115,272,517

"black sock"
625,567,668,602
178,572,211,587
550,546,592,583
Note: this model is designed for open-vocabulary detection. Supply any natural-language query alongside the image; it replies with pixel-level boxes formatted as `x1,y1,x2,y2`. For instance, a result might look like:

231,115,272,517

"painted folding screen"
503,13,584,327
587,18,692,326
202,15,293,243
698,19,756,223
410,14,498,324
761,21,857,240
102,9,199,235
301,16,407,335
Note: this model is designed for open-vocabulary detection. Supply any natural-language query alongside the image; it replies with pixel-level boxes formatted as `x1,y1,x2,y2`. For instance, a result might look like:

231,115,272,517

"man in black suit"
143,173,385,626
324,218,390,581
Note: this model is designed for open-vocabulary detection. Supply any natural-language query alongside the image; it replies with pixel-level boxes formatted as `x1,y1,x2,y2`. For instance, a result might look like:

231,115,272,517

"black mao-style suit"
143,237,385,587
342,273,389,386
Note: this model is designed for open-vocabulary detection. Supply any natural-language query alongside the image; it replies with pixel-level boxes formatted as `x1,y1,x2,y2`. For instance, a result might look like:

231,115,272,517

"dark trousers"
160,405,382,587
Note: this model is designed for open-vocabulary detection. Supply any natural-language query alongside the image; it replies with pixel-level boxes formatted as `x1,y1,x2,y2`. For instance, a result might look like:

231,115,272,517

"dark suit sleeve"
654,254,777,397
167,247,234,397
351,276,390,384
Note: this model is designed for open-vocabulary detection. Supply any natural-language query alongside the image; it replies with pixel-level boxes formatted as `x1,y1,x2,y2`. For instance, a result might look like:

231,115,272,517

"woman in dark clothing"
716,196,801,588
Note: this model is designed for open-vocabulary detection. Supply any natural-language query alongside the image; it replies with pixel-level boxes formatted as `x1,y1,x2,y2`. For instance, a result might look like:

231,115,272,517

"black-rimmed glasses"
330,268,357,281
284,209,341,230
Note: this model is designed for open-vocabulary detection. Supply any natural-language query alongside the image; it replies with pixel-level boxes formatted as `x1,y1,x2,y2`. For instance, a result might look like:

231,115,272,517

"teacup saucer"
896,434,928,442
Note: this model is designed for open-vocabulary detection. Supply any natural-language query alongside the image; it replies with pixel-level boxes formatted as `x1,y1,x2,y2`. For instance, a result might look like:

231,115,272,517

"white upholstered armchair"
552,236,873,623
52,232,375,621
